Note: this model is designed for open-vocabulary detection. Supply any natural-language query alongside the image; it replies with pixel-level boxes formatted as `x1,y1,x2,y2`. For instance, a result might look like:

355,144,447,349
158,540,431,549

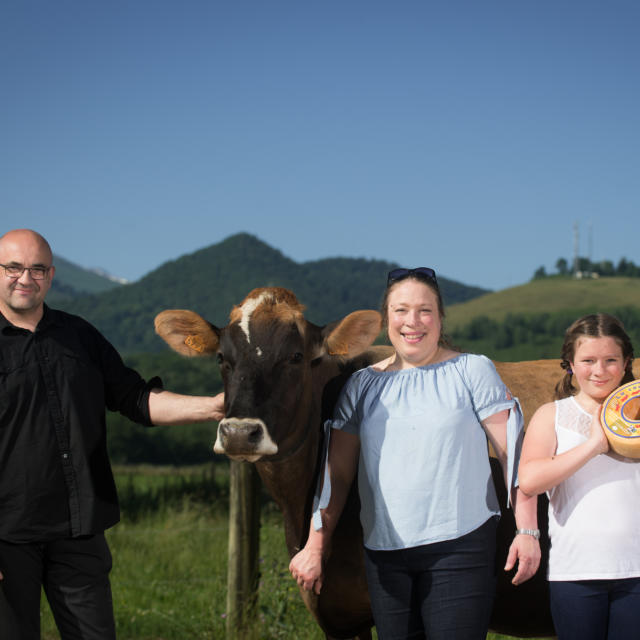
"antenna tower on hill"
573,221,579,277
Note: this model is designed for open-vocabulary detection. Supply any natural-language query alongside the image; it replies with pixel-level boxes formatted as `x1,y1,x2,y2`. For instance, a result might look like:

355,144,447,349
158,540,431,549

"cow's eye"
290,352,304,364
217,352,233,374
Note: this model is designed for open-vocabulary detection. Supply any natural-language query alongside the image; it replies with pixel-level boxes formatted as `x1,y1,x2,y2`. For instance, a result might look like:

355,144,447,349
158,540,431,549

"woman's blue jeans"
550,577,640,640
364,517,498,640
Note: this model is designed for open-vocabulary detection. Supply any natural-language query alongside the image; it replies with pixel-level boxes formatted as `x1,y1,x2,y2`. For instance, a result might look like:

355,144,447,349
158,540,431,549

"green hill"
446,277,640,330
49,234,640,363
56,233,489,353
445,277,640,361
47,255,124,306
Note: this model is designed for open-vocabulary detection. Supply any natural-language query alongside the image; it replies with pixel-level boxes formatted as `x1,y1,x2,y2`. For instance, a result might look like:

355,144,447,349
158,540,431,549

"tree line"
450,306,640,362
533,256,640,280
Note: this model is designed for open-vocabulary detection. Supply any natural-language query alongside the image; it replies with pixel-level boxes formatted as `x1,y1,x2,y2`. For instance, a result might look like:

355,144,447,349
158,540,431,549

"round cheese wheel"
600,379,640,459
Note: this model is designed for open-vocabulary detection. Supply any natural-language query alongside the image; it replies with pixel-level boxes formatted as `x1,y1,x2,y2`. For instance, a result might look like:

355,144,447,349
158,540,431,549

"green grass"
40,466,551,639
446,276,640,331
40,465,320,640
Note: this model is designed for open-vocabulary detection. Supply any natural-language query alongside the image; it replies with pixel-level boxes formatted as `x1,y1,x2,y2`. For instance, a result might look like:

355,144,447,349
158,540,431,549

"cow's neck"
255,406,321,556
255,361,348,556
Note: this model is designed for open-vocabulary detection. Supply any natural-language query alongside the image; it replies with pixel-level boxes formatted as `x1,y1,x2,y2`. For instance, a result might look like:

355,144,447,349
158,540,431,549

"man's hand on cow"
505,534,541,586
211,392,225,422
289,547,324,595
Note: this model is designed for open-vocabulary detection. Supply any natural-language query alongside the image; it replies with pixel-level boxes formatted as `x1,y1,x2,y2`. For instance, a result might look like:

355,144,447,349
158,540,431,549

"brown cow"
155,287,558,639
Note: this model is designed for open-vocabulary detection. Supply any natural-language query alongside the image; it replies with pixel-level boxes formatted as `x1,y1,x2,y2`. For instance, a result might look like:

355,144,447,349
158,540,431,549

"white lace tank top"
547,396,640,581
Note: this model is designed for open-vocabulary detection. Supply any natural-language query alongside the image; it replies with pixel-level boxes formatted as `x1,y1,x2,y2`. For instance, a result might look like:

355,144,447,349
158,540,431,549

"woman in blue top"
290,267,540,640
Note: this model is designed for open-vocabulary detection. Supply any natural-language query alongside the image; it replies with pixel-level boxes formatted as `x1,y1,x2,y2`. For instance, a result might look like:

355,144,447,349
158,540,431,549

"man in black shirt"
0,229,224,639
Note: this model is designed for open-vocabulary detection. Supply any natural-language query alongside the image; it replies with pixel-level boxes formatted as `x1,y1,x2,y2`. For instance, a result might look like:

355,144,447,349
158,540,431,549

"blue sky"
2,1,638,291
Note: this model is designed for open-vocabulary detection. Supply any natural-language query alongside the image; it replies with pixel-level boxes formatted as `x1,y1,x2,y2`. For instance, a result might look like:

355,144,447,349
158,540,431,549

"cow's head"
155,287,381,463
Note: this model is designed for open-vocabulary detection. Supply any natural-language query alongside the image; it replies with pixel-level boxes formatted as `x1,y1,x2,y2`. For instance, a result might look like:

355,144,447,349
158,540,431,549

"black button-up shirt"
0,305,160,543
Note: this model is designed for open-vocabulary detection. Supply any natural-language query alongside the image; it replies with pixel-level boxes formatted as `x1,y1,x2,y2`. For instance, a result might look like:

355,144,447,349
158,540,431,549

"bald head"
0,229,53,265
0,228,55,330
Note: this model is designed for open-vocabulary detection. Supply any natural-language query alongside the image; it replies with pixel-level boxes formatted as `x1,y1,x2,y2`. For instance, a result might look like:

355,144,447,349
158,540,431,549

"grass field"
39,465,552,639
39,465,322,639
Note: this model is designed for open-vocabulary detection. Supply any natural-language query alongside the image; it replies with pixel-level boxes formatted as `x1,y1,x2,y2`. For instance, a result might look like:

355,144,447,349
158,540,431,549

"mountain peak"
51,233,488,353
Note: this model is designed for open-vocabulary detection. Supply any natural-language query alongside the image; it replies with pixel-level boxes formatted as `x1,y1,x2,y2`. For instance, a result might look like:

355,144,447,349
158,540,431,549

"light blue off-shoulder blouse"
326,353,519,551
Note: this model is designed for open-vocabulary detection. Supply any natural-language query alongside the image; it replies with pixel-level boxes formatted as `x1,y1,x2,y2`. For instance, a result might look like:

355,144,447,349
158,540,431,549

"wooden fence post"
226,460,261,638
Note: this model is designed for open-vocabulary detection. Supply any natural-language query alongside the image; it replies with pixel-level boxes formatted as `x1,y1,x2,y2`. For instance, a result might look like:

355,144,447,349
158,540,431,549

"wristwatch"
515,528,540,539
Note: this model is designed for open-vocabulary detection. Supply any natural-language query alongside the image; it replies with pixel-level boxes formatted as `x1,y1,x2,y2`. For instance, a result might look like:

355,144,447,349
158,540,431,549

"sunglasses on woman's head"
387,267,438,286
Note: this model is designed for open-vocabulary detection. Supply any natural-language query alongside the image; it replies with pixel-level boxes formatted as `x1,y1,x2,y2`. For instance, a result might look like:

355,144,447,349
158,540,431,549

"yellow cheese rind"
601,380,640,459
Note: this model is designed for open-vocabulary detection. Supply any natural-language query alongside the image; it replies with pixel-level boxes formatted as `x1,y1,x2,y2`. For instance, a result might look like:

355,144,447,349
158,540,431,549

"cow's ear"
323,310,382,358
154,309,220,357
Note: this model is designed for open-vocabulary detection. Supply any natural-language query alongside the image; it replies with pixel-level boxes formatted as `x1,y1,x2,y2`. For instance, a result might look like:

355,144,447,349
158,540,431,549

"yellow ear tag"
185,334,205,353
328,342,349,356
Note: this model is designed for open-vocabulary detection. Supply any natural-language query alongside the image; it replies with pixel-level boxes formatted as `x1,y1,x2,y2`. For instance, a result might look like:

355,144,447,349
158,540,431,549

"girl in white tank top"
519,313,640,640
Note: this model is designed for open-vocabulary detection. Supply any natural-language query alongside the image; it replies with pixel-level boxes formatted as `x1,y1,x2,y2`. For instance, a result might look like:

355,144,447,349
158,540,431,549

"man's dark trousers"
0,534,116,640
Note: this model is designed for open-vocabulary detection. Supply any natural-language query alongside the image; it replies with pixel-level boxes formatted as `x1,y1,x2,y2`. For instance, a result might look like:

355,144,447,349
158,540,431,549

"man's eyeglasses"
387,267,437,286
0,264,51,280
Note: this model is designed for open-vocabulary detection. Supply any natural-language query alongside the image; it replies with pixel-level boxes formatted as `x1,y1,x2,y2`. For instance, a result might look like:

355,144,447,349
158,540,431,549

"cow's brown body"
155,288,559,639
